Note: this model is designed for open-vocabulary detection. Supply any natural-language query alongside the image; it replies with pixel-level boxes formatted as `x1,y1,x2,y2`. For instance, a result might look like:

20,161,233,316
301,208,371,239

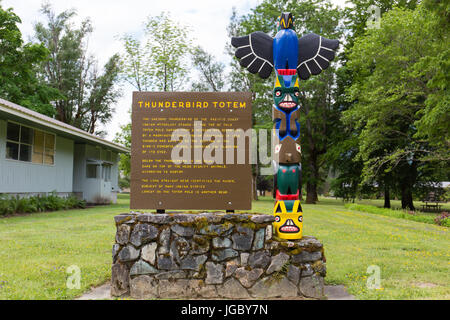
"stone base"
111,212,326,299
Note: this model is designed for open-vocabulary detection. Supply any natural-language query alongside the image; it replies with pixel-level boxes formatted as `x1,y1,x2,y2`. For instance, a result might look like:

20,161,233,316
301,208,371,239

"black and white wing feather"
297,33,339,80
231,31,274,79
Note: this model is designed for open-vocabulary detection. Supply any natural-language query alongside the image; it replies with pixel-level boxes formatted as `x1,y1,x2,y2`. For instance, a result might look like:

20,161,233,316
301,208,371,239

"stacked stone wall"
111,212,326,299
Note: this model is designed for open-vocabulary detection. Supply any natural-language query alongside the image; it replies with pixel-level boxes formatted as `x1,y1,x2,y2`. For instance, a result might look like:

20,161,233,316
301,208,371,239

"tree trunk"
384,185,391,208
306,182,317,204
306,153,319,204
252,173,258,201
164,64,167,91
399,164,417,211
401,185,415,211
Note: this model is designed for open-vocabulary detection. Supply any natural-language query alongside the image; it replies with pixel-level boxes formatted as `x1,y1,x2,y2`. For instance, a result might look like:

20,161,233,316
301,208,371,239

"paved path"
324,285,355,300
76,282,355,300
76,283,111,300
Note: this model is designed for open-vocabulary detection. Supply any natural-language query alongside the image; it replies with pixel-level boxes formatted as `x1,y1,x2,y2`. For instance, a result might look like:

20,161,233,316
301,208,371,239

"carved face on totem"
273,75,300,112
272,200,303,240
276,12,294,31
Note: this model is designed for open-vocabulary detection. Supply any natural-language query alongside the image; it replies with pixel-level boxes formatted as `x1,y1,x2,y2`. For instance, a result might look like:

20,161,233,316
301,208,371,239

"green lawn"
0,194,129,299
351,197,450,212
0,194,448,299
348,198,450,218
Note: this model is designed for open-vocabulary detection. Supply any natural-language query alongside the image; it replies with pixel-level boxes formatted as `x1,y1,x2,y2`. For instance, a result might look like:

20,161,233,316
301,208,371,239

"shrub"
64,195,86,209
0,193,86,216
118,176,130,189
7,196,36,213
0,195,14,215
434,212,450,227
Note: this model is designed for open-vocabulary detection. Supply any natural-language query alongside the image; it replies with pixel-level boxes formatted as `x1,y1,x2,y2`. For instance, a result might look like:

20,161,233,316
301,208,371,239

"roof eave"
0,99,130,154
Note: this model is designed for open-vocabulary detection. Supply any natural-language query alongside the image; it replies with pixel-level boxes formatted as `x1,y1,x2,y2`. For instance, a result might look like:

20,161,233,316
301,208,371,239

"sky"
2,0,347,141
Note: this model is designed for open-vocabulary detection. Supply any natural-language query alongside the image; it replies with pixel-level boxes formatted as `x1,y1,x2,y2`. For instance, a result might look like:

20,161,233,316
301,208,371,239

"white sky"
2,0,347,141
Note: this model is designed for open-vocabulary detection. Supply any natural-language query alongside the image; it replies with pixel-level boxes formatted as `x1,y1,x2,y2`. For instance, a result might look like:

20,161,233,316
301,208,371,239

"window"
102,164,111,182
32,130,44,163
6,122,56,165
6,122,23,160
44,133,55,165
86,164,98,178
6,123,32,162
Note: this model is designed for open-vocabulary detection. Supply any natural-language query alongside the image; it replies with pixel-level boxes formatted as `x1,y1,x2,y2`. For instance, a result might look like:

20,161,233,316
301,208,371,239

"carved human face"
273,75,300,111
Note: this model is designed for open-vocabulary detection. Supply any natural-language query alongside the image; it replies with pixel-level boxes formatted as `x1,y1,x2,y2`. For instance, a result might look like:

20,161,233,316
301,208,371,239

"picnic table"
421,192,446,211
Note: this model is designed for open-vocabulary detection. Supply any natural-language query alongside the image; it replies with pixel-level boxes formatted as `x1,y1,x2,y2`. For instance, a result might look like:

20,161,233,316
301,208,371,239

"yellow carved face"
273,200,303,240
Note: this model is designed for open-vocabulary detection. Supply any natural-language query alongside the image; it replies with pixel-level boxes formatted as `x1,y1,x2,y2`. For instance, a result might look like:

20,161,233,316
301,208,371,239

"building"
0,98,129,204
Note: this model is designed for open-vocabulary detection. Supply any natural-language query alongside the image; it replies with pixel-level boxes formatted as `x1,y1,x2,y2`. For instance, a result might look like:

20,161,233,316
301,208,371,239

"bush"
434,212,450,227
65,195,86,209
0,193,86,216
118,176,130,189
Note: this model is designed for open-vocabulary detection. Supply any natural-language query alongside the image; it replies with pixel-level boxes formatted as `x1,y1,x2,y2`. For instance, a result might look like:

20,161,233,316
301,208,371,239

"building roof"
0,98,130,154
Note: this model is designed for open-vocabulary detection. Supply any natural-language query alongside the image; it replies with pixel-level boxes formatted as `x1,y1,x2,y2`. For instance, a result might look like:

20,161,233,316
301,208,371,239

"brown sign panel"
131,92,252,210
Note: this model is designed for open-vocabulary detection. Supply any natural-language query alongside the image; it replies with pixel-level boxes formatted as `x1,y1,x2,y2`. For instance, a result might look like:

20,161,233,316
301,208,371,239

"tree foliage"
330,0,425,207
343,3,449,209
119,12,192,92
34,4,121,134
114,121,131,177
0,4,59,115
190,46,225,92
116,12,193,176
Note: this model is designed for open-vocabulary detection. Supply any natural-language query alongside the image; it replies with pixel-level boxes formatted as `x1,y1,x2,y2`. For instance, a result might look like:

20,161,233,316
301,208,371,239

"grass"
351,197,450,213
311,200,449,299
344,203,438,225
250,197,449,299
0,194,129,299
0,194,448,299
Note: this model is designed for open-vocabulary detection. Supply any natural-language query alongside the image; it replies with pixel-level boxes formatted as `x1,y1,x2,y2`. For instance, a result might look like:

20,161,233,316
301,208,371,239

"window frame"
86,163,99,179
5,121,56,166
102,164,112,182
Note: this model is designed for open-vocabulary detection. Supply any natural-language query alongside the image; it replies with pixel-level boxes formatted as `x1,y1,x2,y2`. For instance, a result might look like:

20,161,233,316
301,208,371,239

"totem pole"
231,12,339,239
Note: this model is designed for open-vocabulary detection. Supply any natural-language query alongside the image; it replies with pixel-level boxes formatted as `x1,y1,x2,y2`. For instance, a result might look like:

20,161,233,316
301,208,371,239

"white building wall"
72,144,120,203
0,119,74,193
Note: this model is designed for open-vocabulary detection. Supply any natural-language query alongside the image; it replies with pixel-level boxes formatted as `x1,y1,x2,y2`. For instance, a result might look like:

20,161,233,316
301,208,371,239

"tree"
329,0,421,207
82,55,122,134
190,46,225,92
412,0,450,163
114,122,131,177
227,7,274,201
343,4,449,210
34,4,121,134
343,0,418,43
116,12,193,177
119,12,192,92
0,4,59,115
